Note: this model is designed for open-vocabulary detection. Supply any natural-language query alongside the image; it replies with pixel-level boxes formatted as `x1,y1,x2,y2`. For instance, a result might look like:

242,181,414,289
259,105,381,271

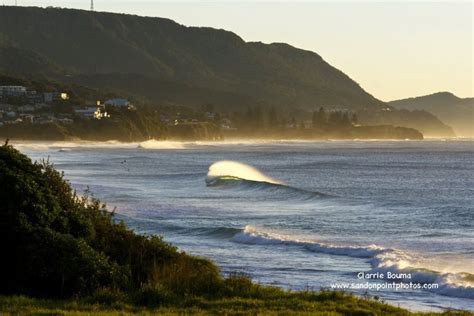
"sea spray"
138,140,187,149
12,140,138,151
205,161,331,199
207,161,282,185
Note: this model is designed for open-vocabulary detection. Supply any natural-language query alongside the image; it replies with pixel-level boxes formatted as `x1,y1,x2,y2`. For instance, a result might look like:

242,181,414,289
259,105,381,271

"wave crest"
206,161,328,199
138,140,187,149
232,225,474,299
207,160,282,184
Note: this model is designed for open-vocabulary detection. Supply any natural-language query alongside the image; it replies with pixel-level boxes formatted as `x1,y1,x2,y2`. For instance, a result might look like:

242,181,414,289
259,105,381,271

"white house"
104,98,131,107
0,86,27,96
74,107,103,119
74,106,110,120
6,111,16,118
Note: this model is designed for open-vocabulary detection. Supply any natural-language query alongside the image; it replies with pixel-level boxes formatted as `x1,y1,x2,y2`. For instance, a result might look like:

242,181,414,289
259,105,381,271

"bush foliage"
0,142,218,299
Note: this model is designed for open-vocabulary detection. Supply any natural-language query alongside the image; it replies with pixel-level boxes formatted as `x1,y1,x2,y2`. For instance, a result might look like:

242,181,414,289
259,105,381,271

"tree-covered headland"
0,74,424,141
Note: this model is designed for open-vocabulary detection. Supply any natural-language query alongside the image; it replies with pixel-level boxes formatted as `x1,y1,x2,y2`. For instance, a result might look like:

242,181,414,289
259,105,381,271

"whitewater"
14,139,474,311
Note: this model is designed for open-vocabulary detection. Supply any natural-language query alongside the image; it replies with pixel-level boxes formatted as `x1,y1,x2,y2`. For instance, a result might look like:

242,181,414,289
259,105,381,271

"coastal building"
43,92,68,103
74,106,101,119
18,105,35,113
27,91,44,104
73,106,109,120
19,114,35,123
220,118,233,130
43,92,57,103
6,111,16,118
0,86,27,96
104,98,135,109
205,112,216,120
105,98,129,107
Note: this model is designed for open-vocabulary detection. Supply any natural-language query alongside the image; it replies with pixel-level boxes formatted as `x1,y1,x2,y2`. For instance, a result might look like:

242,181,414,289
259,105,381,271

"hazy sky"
11,1,473,101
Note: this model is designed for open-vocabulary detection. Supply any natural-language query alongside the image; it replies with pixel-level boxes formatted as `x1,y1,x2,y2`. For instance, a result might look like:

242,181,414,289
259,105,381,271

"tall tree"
312,107,327,128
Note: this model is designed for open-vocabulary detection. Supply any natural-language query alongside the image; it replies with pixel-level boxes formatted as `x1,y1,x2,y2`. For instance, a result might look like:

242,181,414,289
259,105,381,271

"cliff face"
390,92,473,137
0,6,457,137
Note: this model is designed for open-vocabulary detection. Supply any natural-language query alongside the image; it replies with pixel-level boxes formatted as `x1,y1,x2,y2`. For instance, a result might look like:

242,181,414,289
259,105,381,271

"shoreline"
4,143,473,313
3,143,461,315
7,137,474,148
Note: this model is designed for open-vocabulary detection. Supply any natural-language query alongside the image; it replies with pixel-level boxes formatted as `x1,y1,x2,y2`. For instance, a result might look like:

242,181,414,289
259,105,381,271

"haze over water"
15,139,474,311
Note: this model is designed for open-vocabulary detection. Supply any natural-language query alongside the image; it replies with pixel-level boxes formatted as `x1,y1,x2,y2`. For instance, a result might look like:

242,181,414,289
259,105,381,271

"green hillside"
0,6,455,137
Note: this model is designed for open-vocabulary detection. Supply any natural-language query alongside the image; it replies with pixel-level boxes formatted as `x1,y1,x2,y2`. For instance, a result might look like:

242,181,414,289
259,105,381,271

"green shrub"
18,227,128,297
88,288,127,305
0,143,215,299
133,283,173,307
153,255,223,297
221,273,254,297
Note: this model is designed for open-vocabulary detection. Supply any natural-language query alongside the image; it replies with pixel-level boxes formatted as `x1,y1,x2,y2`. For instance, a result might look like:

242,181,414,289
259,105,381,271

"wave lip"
207,160,282,184
232,225,474,299
206,161,329,199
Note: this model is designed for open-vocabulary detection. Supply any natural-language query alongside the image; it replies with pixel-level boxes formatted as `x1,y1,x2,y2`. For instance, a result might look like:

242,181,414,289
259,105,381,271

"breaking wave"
232,225,474,299
206,161,329,199
13,140,188,151
137,140,187,149
207,160,282,184
12,140,138,151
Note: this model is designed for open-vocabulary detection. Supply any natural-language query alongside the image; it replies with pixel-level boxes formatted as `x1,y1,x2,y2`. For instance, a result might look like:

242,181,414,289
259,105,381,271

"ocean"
14,139,474,311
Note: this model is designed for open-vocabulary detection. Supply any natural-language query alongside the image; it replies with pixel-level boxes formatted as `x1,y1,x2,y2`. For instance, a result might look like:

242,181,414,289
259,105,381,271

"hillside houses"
73,106,109,120
0,86,27,96
0,85,124,126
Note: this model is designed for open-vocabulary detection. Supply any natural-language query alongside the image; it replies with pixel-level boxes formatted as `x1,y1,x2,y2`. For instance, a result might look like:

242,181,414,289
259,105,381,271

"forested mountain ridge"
390,92,473,137
0,6,382,111
0,6,456,136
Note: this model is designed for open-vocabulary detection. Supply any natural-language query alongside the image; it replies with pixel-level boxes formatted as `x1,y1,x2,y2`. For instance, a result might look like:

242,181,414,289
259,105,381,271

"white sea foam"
12,140,138,151
232,225,384,258
138,140,187,149
371,250,474,299
232,225,474,299
207,161,282,185
12,140,191,151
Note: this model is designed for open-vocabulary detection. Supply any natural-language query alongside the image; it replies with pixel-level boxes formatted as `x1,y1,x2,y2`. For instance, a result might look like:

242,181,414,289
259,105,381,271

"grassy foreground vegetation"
1,294,472,316
0,142,470,315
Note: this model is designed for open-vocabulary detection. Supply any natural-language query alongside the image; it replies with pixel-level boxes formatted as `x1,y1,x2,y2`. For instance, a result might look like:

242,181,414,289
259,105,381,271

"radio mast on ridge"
90,0,94,11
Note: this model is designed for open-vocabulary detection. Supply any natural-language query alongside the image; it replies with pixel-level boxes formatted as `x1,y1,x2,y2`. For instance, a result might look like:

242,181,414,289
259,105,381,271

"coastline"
2,142,458,316
7,137,473,149
0,121,426,142
4,142,474,313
